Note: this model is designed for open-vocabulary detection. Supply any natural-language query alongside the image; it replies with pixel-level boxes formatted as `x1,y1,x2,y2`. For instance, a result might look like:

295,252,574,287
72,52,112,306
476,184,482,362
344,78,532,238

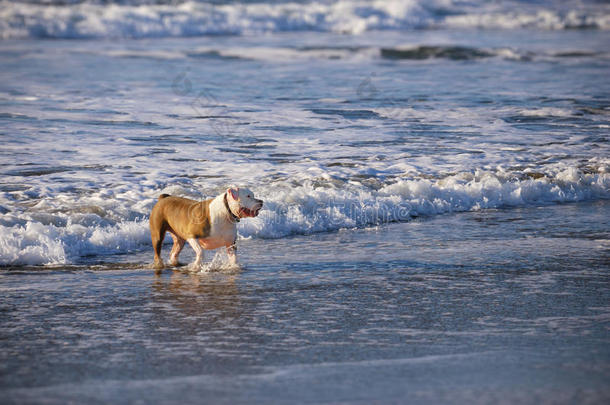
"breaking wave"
1,167,608,265
1,0,609,40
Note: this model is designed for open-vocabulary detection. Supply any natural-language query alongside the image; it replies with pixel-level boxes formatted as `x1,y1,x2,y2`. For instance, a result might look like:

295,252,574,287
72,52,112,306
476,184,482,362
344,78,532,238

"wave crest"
1,0,609,40
1,167,607,266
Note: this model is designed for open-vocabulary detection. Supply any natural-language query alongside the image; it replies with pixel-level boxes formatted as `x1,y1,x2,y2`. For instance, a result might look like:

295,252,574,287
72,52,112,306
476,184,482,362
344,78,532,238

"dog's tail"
158,194,171,200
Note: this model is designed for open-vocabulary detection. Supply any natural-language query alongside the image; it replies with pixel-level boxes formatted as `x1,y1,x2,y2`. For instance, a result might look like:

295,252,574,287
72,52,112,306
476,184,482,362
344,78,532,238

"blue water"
1,0,609,403
1,28,608,264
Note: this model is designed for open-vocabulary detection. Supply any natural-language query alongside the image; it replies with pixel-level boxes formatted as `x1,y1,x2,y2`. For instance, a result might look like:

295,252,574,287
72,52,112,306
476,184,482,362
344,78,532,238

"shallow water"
1,1,609,402
1,26,609,265
1,201,609,404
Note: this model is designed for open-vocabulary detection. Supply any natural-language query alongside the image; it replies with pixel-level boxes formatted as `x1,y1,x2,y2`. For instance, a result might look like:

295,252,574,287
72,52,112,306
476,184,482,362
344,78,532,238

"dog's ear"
227,187,239,200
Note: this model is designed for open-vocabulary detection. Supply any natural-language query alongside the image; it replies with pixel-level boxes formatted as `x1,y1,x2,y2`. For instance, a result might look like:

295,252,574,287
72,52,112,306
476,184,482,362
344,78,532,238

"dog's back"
151,195,213,237
150,194,213,268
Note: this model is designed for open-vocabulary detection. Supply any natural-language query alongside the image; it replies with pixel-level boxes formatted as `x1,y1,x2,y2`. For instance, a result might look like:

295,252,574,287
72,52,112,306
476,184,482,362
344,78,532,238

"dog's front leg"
226,243,237,266
187,238,204,271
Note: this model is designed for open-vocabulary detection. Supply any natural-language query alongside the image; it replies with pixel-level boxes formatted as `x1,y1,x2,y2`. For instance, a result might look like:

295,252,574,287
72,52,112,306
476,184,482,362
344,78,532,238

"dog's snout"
256,199,263,206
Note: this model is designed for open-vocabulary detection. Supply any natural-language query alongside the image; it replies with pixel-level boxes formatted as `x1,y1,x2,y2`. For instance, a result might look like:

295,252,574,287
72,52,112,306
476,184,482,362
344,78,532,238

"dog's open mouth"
239,207,261,218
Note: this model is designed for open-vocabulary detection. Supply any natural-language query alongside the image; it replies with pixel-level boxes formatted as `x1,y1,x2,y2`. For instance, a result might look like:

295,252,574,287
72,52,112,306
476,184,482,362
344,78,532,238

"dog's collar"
224,192,240,223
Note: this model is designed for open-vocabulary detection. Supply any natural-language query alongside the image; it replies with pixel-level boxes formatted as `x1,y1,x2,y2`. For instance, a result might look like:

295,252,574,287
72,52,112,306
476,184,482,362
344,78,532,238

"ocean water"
1,0,609,403
1,202,609,403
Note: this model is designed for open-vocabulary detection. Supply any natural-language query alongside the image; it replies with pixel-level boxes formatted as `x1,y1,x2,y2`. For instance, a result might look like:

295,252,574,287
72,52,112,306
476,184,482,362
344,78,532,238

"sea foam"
1,167,607,266
1,0,608,40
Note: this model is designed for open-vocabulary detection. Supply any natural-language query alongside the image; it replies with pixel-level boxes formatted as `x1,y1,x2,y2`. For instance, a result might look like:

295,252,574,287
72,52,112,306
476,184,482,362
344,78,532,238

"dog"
149,187,263,270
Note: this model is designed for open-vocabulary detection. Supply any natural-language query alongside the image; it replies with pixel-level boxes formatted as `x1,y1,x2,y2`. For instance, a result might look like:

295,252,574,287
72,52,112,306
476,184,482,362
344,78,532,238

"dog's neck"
223,192,240,223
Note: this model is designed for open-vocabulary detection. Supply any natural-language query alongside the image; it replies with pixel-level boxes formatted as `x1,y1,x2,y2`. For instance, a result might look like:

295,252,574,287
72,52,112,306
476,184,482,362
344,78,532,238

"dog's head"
227,187,263,218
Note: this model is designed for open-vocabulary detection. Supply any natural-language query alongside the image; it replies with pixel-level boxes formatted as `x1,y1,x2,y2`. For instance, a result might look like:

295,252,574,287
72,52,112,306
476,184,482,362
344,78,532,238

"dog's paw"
189,263,202,272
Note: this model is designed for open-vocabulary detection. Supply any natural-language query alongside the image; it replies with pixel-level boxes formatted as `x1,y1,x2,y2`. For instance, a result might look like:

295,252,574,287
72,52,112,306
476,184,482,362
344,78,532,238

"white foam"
0,0,427,39
0,222,66,265
1,0,608,39
0,219,149,266
1,167,607,266
244,167,610,239
444,9,610,31
515,107,575,118
198,250,241,274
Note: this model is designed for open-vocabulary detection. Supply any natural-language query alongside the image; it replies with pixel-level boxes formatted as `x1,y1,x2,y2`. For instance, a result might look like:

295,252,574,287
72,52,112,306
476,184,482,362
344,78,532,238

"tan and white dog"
149,187,263,270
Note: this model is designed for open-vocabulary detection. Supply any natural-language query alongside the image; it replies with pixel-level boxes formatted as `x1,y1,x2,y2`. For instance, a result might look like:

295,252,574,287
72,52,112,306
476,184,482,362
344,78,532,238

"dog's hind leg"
168,232,185,267
150,222,167,270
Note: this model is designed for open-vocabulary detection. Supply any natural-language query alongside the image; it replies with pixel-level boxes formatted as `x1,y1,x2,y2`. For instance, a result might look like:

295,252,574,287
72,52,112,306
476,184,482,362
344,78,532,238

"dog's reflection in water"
150,270,243,328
